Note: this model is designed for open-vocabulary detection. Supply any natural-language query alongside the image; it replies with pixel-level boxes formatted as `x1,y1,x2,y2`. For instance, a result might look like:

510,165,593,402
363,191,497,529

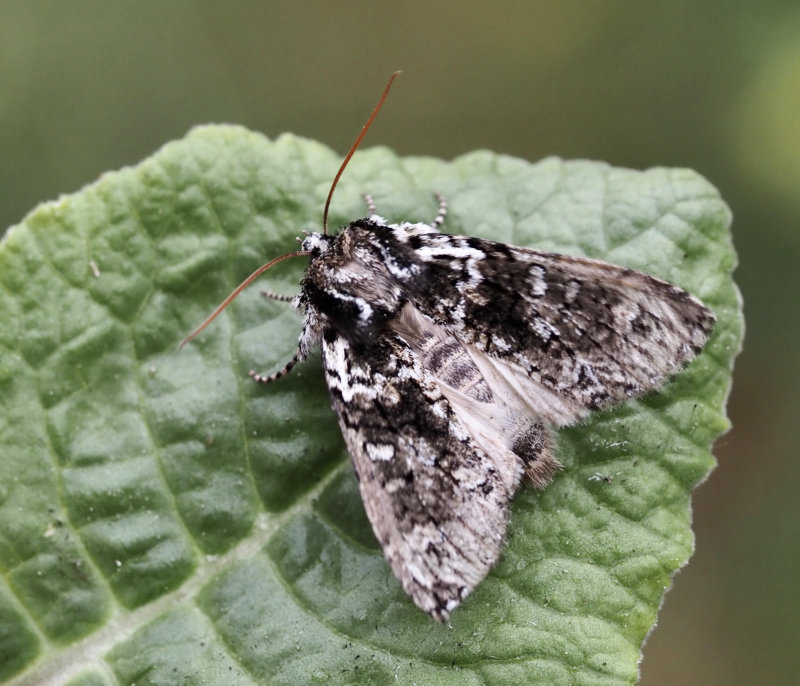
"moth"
183,73,715,621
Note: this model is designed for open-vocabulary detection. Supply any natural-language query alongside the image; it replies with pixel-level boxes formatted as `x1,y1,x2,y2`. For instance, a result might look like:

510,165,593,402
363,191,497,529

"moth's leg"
362,193,378,216
430,193,448,230
363,191,447,228
250,291,301,381
259,290,294,302
249,348,301,384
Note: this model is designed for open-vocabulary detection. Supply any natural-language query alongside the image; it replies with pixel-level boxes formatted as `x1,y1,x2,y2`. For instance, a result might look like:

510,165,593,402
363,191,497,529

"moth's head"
300,232,334,258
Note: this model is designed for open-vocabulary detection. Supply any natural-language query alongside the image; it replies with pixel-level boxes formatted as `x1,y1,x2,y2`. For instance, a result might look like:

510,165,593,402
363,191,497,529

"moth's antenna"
322,70,401,235
181,72,401,351
179,250,308,349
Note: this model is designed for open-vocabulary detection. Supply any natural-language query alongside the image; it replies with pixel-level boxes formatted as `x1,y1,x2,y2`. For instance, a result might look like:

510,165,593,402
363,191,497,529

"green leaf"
0,126,741,685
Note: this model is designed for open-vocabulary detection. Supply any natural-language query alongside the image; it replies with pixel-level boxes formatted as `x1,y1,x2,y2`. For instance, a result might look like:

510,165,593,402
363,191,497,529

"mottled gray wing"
320,328,524,621
408,234,715,410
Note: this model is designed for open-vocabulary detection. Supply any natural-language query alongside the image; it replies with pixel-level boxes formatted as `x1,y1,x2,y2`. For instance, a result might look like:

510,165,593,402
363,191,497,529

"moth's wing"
409,235,716,411
389,303,572,488
320,329,524,621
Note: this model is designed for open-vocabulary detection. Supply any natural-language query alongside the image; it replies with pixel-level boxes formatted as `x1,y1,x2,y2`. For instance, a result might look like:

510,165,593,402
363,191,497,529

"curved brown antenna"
182,71,401,351
322,70,401,234
179,250,308,349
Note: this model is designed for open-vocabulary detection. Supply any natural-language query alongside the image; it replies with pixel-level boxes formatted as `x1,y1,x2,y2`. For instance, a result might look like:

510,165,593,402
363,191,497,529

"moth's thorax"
297,221,424,353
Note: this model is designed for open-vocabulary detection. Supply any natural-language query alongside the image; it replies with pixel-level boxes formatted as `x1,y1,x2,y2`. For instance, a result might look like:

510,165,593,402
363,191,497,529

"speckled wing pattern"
291,213,715,621
321,329,524,621
398,228,716,411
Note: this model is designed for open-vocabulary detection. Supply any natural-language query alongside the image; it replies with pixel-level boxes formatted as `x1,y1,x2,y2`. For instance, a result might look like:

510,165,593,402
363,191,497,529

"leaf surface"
0,126,741,685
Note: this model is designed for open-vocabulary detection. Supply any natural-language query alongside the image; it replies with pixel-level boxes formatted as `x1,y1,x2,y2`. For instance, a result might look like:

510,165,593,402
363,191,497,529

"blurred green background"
1,2,796,684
